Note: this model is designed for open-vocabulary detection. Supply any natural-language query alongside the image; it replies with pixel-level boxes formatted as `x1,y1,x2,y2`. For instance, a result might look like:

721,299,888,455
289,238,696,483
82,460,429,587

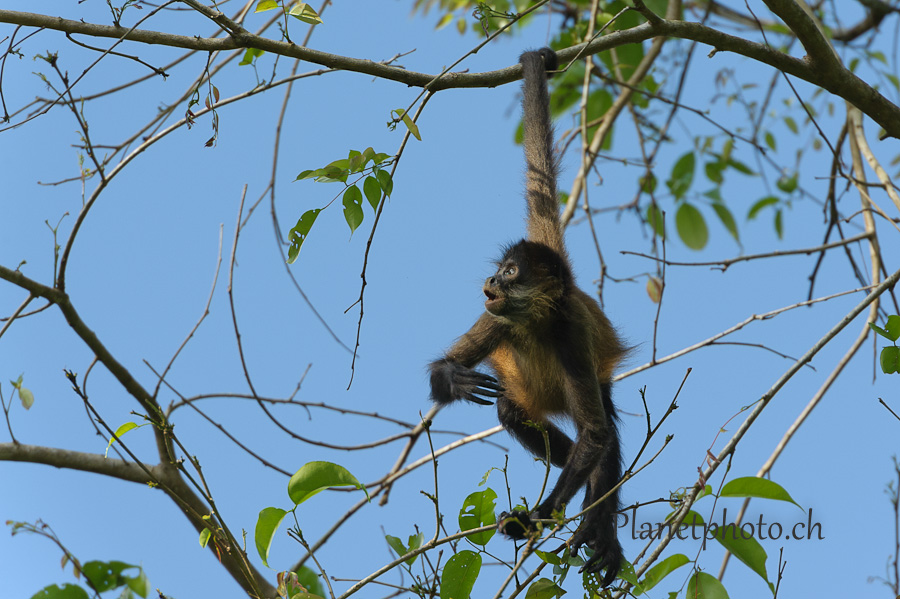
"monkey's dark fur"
428,48,626,585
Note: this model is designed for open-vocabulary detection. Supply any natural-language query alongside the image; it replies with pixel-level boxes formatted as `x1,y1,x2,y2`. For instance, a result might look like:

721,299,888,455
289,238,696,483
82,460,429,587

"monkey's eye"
503,265,518,277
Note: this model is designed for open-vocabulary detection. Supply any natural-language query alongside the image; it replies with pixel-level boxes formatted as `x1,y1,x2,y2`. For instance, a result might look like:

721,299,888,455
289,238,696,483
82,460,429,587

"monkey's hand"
570,526,623,587
429,359,504,406
497,510,541,539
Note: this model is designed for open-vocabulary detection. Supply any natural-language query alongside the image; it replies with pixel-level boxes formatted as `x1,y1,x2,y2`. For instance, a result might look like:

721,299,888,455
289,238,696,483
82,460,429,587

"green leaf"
199,527,211,548
640,171,657,193
524,577,566,598
435,13,454,29
394,109,421,141
376,170,393,197
870,322,891,339
711,203,739,243
342,185,364,234
646,204,665,238
255,507,288,568
764,131,776,151
30,584,91,599
533,549,561,565
884,315,900,341
295,565,326,596
254,0,279,12
81,561,137,592
726,158,755,175
385,532,422,566
747,196,778,220
125,569,150,598
776,173,798,193
239,48,264,66
720,477,802,508
640,554,690,593
440,550,481,599
18,386,34,409
288,461,368,505
408,532,424,556
705,161,723,184
881,346,900,374
680,510,706,527
868,50,887,64
105,421,143,457
385,535,408,561
458,488,497,546
686,571,730,599
712,525,771,587
774,209,784,239
288,2,323,24
363,176,382,211
666,152,695,199
675,203,708,250
886,73,900,92
286,208,321,264
784,116,798,134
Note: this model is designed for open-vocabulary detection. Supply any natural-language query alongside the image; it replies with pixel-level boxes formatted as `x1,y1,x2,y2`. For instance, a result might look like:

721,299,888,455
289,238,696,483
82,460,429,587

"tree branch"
0,442,156,483
3,9,900,136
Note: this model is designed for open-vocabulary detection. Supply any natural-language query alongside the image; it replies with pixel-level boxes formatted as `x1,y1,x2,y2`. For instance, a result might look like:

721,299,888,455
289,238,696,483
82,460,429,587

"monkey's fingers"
578,548,620,587
457,370,502,387
464,393,494,406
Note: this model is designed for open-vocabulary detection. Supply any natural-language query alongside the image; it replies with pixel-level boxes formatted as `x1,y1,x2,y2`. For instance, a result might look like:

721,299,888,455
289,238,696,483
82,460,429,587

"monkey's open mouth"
484,290,504,311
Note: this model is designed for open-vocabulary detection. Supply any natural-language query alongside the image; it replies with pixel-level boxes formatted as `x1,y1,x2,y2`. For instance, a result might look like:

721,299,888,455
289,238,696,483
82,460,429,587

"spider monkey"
428,48,626,585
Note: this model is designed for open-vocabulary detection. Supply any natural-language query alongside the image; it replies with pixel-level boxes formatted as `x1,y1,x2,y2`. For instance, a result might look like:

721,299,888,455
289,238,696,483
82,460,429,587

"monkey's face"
484,240,569,320
483,258,520,316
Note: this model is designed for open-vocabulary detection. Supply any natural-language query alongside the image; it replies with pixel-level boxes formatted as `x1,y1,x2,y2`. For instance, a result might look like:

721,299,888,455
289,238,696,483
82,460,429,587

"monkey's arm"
429,313,505,406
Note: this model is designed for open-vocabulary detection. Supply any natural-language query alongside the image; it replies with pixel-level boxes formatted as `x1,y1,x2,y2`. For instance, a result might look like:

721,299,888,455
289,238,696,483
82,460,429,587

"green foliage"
29,563,149,599
458,488,498,545
287,209,322,264
686,571,730,599
646,204,665,238
870,315,900,374
276,569,325,599
675,203,708,250
254,461,367,569
254,1,323,24
10,373,34,410
256,507,288,567
719,476,802,509
392,109,422,140
288,461,368,505
289,148,393,262
385,531,424,566
239,47,265,66
666,152,695,199
636,553,690,593
104,421,145,457
523,577,565,598
440,550,481,599
342,186,364,235
30,585,90,599
710,526,773,592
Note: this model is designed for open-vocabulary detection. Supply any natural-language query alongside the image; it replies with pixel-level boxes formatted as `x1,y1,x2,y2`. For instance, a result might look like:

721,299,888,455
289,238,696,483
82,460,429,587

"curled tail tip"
519,47,558,73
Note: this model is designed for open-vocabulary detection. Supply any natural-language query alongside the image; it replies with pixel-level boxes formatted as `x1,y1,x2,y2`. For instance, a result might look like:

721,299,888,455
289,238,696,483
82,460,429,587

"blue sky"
2,2,899,598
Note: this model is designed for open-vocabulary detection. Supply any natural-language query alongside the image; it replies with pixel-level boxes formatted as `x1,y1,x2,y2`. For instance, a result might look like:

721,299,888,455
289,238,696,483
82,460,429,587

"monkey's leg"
573,434,623,586
533,425,606,522
497,396,574,540
496,396,573,467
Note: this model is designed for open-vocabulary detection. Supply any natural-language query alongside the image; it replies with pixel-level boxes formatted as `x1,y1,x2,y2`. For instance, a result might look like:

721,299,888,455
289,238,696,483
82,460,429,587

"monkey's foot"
570,529,623,587
498,510,540,540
